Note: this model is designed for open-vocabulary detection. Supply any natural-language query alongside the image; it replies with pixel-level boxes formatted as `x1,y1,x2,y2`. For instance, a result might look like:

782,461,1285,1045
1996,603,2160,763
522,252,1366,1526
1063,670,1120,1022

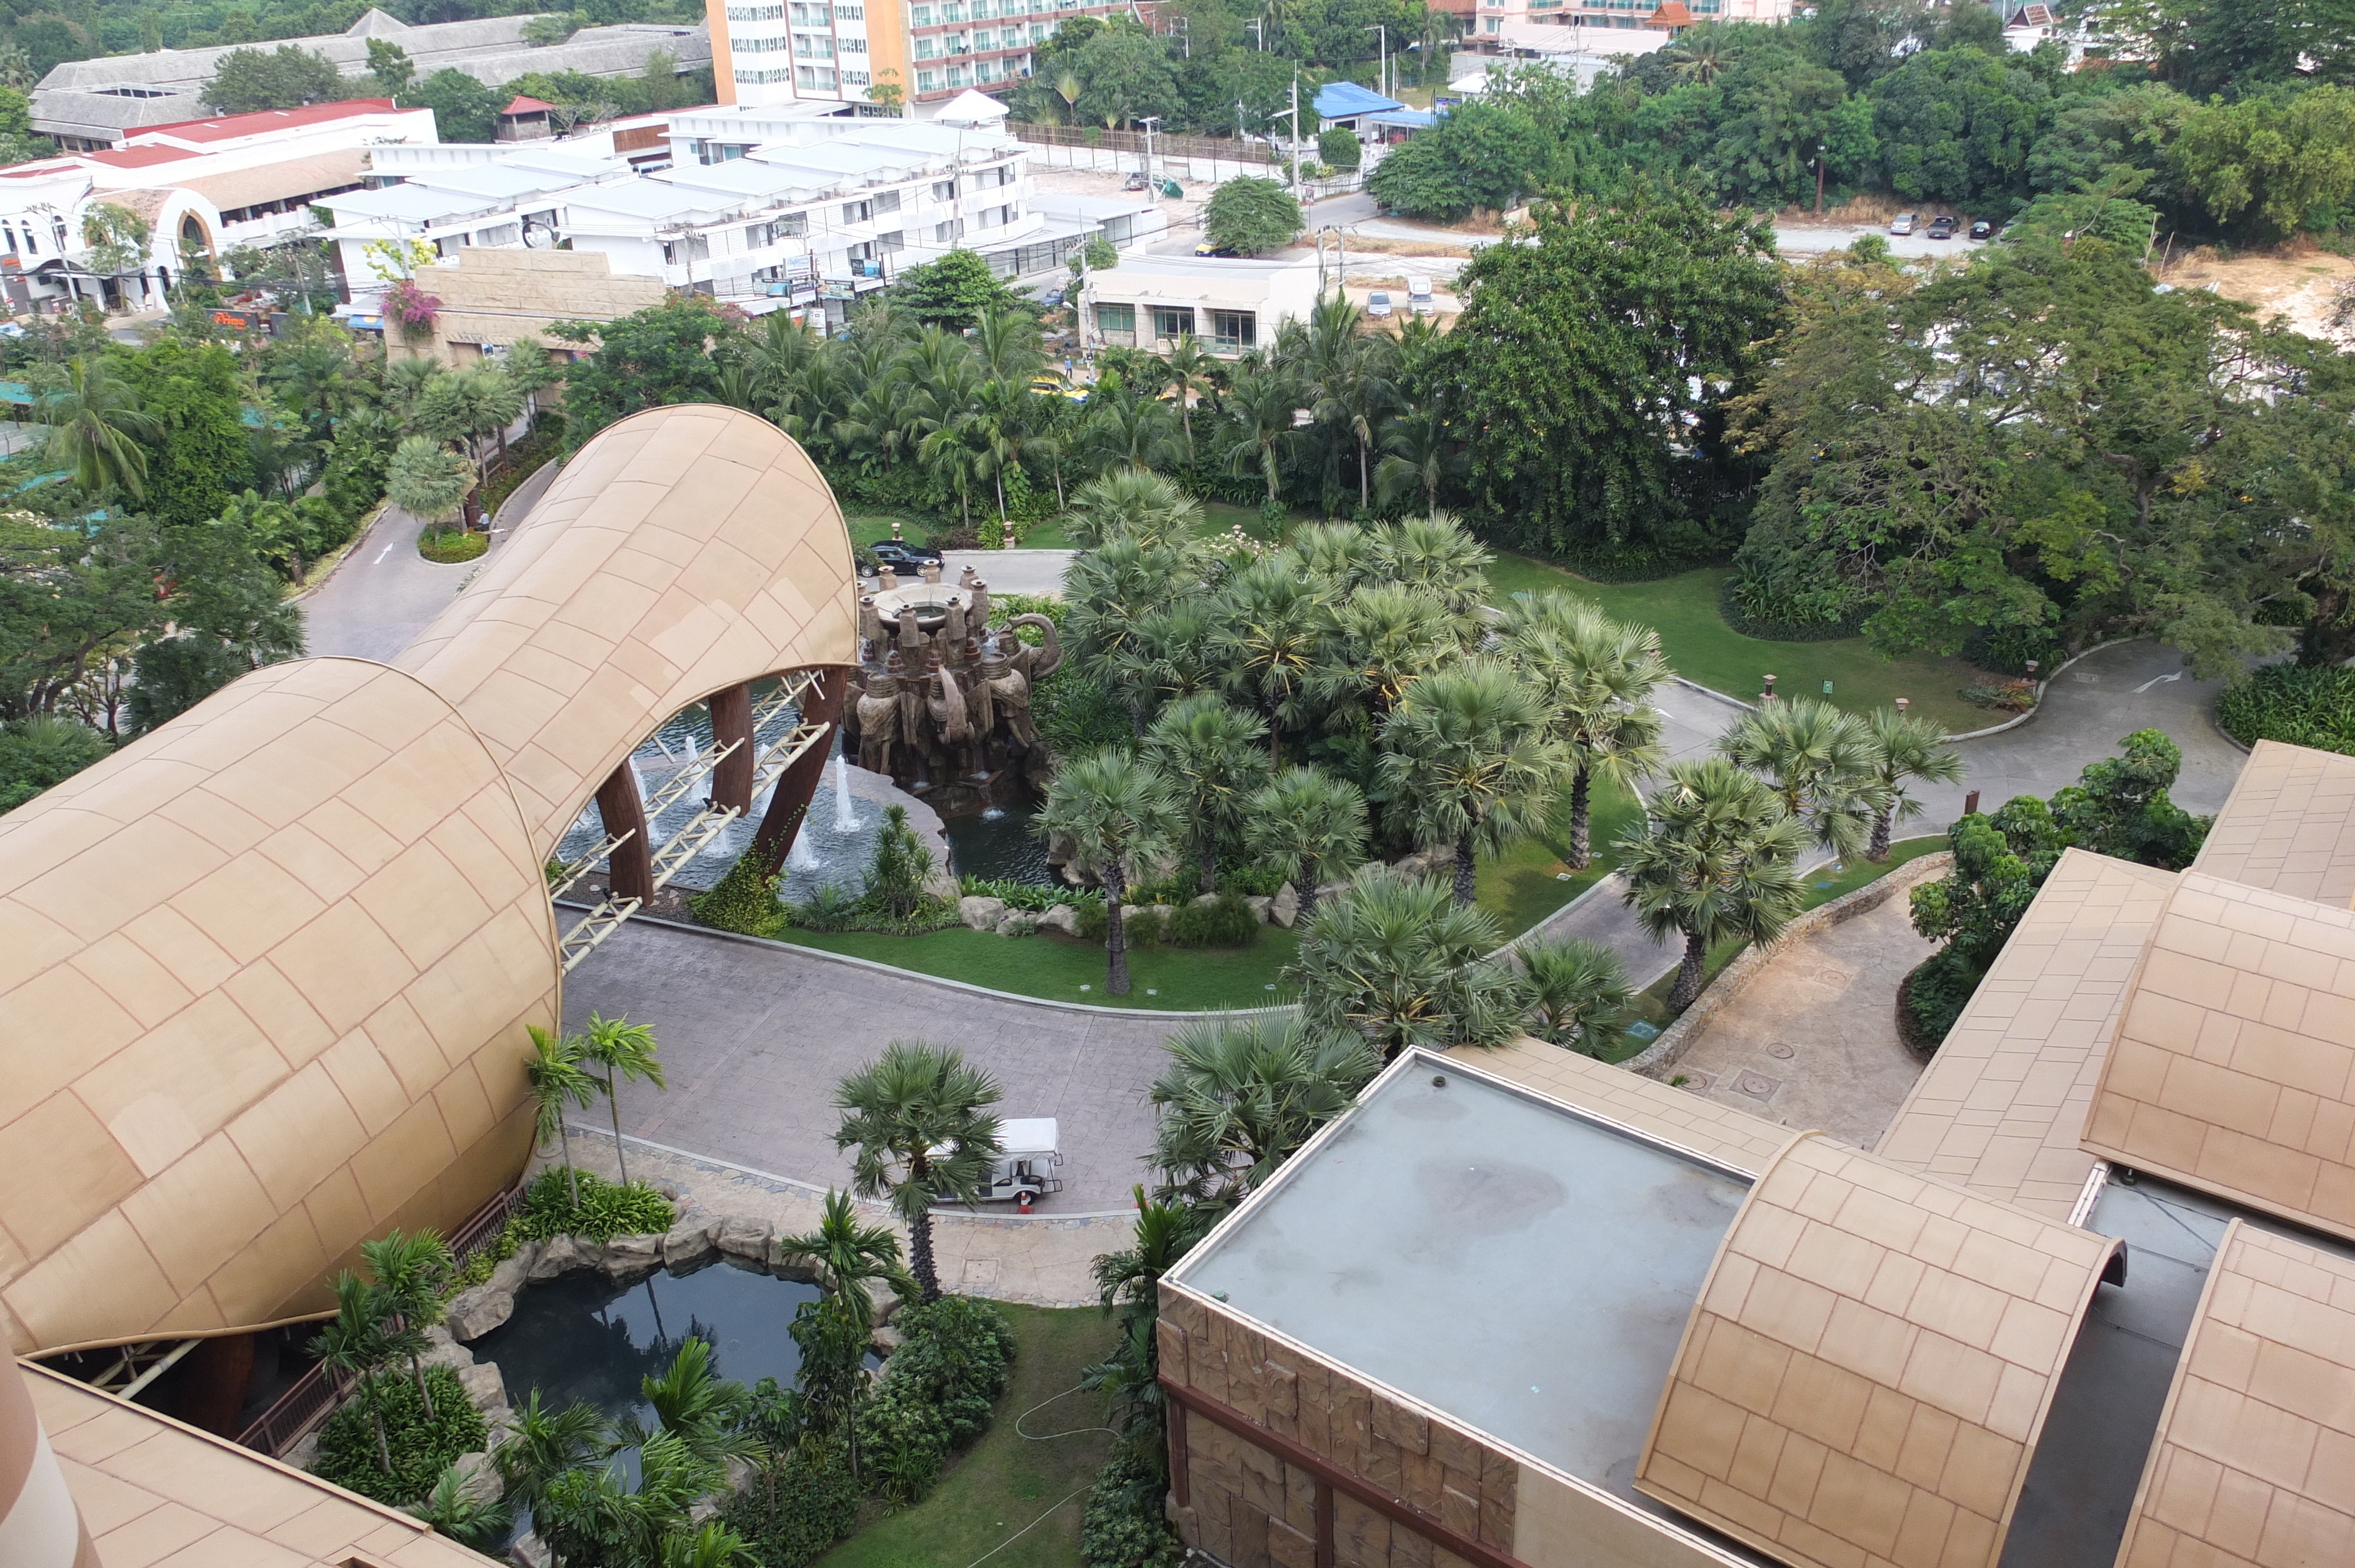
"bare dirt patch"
2157,241,2354,340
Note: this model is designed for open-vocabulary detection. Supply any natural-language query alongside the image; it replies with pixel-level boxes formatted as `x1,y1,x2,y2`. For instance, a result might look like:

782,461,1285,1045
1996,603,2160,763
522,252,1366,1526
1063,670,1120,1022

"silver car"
1366,290,1394,318
1889,211,1918,236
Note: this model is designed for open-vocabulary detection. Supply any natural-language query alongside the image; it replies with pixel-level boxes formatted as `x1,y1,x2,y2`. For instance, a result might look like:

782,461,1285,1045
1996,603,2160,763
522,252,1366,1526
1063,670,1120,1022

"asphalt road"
299,500,476,663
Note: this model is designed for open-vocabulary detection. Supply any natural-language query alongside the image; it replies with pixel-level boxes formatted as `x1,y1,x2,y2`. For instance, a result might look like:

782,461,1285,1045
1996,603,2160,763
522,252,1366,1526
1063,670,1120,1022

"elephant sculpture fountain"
841,562,1063,809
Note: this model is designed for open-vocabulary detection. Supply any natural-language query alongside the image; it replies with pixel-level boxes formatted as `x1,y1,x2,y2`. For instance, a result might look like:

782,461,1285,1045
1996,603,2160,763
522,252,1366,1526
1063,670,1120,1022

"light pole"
1365,24,1388,100
1139,114,1161,189
1243,17,1263,48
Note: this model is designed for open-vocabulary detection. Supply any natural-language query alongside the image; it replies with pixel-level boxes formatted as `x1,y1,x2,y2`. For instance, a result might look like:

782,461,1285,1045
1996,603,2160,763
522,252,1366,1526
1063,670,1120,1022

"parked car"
1969,218,1997,241
1889,211,1918,236
1034,285,1065,308
1407,274,1435,315
1926,214,1959,240
868,540,944,574
1194,238,1236,257
1366,290,1394,318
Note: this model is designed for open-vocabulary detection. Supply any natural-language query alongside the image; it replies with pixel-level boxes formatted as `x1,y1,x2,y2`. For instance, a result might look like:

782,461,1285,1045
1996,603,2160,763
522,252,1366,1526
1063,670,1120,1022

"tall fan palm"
38,358,161,499
832,1040,1004,1302
1862,706,1965,860
1066,534,1200,735
1287,866,1530,1058
1147,1015,1379,1209
386,434,476,532
1379,660,1565,907
1289,520,1379,596
1215,557,1323,764
359,1229,453,1420
774,1189,913,1333
1035,748,1185,994
1219,362,1304,502
1715,696,1886,862
1242,766,1368,923
526,1024,598,1210
1617,757,1810,1012
1143,693,1272,894
578,1012,665,1190
1518,936,1634,1054
1312,581,1469,726
1063,466,1202,549
1502,592,1670,868
1368,514,1492,617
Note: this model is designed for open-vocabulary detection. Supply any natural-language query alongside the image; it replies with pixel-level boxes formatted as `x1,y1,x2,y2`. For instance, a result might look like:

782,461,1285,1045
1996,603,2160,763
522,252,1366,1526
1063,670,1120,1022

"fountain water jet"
831,753,863,834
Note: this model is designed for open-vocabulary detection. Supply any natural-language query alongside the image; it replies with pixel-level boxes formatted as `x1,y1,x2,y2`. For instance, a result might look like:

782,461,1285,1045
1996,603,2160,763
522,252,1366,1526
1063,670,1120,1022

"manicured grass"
1618,836,1949,1047
1473,778,1642,937
775,923,1300,1011
820,1304,1117,1568
846,513,933,548
1479,555,1992,735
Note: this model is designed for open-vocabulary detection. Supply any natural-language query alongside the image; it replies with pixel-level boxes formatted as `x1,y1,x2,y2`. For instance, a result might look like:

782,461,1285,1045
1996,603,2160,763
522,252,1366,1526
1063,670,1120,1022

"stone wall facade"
1159,1284,1518,1568
397,247,670,368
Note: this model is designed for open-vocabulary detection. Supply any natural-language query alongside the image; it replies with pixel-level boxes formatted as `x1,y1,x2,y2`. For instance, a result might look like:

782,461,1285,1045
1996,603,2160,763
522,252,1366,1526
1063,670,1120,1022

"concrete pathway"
940,547,1074,597
560,919,1181,1215
1664,888,1940,1145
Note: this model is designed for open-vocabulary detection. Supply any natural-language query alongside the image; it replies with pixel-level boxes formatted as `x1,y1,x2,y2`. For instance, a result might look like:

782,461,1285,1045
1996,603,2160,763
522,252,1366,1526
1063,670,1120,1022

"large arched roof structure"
0,404,856,1355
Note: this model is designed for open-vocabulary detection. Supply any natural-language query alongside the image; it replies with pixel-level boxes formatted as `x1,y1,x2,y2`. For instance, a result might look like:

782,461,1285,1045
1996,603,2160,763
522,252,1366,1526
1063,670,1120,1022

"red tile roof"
131,97,407,144
84,144,198,168
502,95,556,114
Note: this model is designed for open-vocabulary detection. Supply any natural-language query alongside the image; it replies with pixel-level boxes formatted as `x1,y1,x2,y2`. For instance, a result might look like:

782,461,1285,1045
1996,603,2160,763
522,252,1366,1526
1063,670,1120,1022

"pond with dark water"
941,802,1056,885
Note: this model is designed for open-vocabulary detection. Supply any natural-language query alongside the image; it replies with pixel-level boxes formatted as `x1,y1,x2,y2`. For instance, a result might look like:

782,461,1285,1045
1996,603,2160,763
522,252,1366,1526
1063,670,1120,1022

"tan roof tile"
2192,740,2355,908
1442,1037,1791,1175
1637,1135,2118,1568
2114,1223,2355,1567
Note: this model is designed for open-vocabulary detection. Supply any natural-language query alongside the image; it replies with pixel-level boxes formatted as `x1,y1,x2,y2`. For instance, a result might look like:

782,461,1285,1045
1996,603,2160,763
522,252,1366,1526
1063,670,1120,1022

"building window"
842,35,867,51
918,68,940,88
916,36,938,57
933,179,956,201
875,188,901,214
1209,309,1255,351
1030,21,1046,38
911,2,931,18
1094,301,1136,346
843,69,870,83
947,64,968,84
843,198,873,223
878,230,905,253
934,219,960,241
1151,305,1190,341
836,2,863,14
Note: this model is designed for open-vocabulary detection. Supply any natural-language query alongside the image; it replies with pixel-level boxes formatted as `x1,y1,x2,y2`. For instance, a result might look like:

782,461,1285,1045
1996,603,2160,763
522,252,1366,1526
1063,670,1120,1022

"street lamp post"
1365,24,1388,100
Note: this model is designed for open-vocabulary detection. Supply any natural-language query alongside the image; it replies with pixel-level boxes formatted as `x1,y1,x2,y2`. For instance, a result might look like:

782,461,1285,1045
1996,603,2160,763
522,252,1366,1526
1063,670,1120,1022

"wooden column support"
751,665,849,878
595,760,654,903
708,682,755,813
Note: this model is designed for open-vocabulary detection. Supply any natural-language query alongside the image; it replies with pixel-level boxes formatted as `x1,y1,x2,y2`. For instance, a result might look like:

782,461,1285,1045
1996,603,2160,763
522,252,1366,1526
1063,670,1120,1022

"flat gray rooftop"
1170,1057,1749,1500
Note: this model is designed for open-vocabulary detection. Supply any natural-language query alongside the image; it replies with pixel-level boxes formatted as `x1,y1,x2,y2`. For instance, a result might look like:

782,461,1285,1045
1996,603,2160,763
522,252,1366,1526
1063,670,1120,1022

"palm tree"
37,358,161,499
1294,292,1397,510
386,434,476,534
1066,534,1201,735
630,1337,760,1466
1715,696,1886,862
1518,937,1634,1054
527,1024,598,1210
1669,29,1727,83
1215,558,1323,765
1144,694,1272,894
1034,748,1185,995
359,1228,453,1420
1617,757,1810,1013
659,1522,764,1568
1242,766,1368,923
1373,407,1458,521
579,1012,665,1189
1287,867,1530,1058
1313,581,1468,727
1379,660,1564,907
311,1272,396,1475
1368,514,1491,617
1064,466,1203,549
1165,334,1219,460
1289,520,1379,596
1086,380,1185,471
775,1189,912,1334
1219,362,1303,502
833,1040,1004,1302
1084,1186,1203,1465
1147,1015,1379,1208
1502,592,1670,868
495,1391,606,1523
409,1464,509,1550
1862,706,1965,860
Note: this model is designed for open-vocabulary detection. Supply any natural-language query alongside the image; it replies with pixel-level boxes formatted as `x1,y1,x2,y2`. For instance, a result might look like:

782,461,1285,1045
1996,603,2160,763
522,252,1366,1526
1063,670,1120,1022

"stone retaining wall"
1621,852,1953,1080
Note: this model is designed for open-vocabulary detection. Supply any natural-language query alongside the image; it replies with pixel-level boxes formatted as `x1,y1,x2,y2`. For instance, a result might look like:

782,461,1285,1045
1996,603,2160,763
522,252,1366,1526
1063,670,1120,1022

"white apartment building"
707,0,1135,111
0,98,436,313
1465,0,1787,41
321,112,1097,328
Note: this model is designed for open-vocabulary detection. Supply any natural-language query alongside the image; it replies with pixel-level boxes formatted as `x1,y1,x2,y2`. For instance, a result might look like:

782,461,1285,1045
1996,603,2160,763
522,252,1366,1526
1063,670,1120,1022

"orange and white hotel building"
708,0,1139,109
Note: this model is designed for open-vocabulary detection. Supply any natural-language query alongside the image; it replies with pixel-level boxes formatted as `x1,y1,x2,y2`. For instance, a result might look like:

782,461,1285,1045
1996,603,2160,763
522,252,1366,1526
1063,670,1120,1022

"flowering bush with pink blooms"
383,277,441,337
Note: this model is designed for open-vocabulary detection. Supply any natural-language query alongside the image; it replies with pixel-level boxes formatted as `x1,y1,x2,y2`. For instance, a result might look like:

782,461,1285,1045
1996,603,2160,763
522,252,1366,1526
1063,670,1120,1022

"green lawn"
1611,835,1949,1057
1474,778,1642,937
820,1304,1116,1568
847,513,934,549
1480,556,1992,735
776,923,1300,1011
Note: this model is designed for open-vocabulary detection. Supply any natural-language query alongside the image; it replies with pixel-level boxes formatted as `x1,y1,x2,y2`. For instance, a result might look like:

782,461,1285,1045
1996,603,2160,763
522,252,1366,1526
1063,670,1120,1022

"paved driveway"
561,919,1183,1213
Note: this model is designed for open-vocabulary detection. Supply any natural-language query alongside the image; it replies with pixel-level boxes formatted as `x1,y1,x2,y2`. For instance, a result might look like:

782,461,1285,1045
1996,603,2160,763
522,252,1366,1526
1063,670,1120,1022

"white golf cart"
977,1118,1064,1204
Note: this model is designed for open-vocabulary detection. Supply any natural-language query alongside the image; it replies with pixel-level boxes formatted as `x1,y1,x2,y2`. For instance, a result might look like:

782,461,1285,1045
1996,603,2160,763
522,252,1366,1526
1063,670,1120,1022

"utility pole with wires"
1365,24,1388,100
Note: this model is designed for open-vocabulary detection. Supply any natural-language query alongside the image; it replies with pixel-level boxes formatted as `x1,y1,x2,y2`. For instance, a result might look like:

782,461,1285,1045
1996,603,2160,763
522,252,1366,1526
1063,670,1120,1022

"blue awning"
1313,82,1405,120
1366,109,1438,128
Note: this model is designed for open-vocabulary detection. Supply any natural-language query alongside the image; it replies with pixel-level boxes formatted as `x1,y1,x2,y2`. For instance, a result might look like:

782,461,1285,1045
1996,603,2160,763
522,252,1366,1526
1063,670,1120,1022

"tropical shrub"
2217,664,2355,756
0,716,110,815
718,1439,861,1568
1166,892,1260,948
510,1165,674,1245
692,851,787,937
1082,1448,1186,1568
852,1295,1016,1503
956,875,1100,913
416,526,486,563
314,1365,485,1507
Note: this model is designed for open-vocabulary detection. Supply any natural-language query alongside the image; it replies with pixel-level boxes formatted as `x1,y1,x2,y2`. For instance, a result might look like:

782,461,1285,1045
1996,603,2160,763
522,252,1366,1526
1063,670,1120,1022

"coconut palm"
1215,557,1323,765
1862,706,1965,860
386,434,477,533
1085,378,1184,471
626,1337,760,1466
1287,866,1530,1058
1293,292,1397,509
1165,334,1219,460
526,1024,598,1210
833,1040,1004,1302
1242,766,1368,923
1518,937,1634,1054
1147,1015,1379,1208
37,358,161,499
1219,362,1304,502
1034,748,1185,994
1373,407,1458,521
1379,660,1564,907
1063,466,1202,549
310,1272,396,1475
775,1188,913,1334
1715,696,1886,862
495,1391,606,1522
1502,592,1670,868
1144,693,1272,894
359,1229,453,1420
1617,757,1811,1013
578,1012,665,1190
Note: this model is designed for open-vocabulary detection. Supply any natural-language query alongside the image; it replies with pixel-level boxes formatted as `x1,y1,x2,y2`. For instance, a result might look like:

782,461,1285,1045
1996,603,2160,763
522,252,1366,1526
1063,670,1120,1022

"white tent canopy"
934,88,1010,127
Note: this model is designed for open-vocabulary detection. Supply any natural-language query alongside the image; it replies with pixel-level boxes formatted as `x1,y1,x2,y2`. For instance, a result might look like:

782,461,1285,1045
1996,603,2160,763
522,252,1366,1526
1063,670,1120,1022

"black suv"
868,540,944,574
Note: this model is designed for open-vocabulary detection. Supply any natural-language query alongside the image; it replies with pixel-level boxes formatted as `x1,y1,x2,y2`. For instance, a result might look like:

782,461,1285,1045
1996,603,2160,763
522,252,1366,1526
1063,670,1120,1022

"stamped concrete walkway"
1663,889,1939,1147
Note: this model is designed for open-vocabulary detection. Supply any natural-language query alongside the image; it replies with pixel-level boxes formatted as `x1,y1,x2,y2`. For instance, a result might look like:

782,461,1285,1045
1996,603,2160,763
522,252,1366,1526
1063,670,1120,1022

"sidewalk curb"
1939,637,2141,742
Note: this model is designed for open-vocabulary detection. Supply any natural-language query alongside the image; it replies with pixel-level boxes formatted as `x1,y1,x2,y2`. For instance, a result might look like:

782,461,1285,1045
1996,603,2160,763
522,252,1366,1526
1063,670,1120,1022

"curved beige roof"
2113,1220,2355,1568
2191,740,2355,909
1636,1133,2118,1568
0,405,859,1354
397,402,859,852
2081,871,2355,1244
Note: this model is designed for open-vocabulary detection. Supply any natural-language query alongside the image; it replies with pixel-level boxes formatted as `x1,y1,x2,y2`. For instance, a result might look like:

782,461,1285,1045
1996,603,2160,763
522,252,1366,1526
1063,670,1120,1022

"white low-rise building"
1082,254,1324,357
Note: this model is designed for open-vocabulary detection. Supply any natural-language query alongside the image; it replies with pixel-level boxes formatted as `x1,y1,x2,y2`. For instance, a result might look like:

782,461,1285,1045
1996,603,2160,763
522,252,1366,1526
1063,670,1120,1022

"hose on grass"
955,1383,1120,1568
